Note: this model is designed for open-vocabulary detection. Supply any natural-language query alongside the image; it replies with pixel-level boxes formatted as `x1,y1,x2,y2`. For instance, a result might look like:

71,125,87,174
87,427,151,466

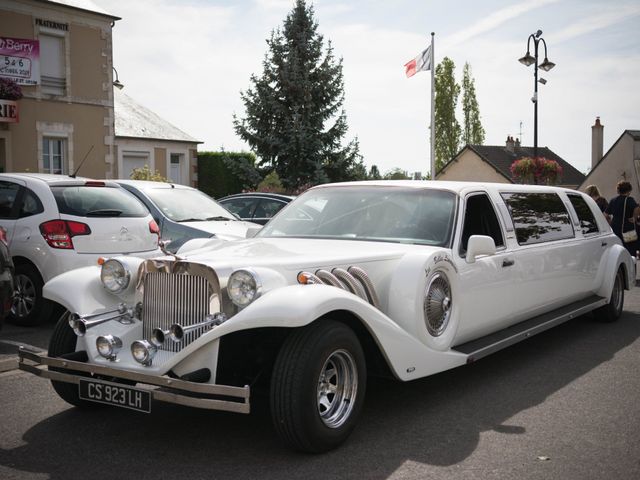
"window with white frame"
39,32,66,95
42,137,66,174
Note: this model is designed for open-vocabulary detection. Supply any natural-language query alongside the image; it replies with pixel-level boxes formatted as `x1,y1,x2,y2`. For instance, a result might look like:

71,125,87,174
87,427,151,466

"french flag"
404,46,432,78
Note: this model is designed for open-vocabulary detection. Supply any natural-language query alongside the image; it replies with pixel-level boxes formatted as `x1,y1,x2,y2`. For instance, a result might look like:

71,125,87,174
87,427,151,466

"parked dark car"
114,180,260,252
0,226,14,329
218,192,293,225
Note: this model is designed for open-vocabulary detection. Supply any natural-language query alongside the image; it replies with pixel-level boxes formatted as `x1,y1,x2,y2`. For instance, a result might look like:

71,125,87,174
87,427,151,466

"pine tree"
434,57,461,172
461,62,485,146
233,0,362,191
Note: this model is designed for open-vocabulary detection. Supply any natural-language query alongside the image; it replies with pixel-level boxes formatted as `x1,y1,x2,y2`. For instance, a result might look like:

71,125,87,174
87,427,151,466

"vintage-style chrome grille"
142,272,212,352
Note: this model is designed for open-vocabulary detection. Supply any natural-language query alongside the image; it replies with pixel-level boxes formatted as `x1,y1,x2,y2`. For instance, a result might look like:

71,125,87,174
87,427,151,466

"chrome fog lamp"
227,269,261,307
131,340,157,366
96,335,123,360
101,259,131,293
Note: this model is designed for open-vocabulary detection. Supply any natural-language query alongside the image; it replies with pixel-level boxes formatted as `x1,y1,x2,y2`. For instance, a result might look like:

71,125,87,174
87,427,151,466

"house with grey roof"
578,118,640,200
114,89,202,186
437,137,585,189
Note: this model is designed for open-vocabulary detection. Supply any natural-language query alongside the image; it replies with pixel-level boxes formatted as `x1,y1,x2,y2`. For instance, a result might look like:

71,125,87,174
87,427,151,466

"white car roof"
114,179,194,191
0,172,116,186
314,180,580,196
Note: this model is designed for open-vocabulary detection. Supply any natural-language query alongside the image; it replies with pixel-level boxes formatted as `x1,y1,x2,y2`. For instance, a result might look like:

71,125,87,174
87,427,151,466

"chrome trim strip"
18,348,250,414
348,266,381,310
332,268,368,302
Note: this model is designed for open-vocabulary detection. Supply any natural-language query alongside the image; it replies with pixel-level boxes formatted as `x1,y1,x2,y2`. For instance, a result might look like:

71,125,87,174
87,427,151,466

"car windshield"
145,188,235,222
52,185,148,217
258,186,457,246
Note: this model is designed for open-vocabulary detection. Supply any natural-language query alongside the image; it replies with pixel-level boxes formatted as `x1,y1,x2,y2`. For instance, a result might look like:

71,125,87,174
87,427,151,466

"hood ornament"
159,239,184,260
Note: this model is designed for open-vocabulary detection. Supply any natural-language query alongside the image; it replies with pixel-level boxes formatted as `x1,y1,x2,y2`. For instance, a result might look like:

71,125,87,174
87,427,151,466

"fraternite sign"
0,37,40,85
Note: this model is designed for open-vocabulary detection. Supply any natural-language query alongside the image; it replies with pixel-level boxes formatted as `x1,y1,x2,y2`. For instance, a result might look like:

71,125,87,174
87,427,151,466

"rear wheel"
270,320,366,453
10,263,53,326
596,267,624,323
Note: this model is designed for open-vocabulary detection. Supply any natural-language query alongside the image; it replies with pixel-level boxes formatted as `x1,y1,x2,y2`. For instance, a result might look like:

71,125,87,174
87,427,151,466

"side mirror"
466,235,496,264
245,227,262,238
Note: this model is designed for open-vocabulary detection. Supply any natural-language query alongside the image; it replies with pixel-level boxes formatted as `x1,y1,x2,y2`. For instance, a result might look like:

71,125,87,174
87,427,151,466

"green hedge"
197,151,256,199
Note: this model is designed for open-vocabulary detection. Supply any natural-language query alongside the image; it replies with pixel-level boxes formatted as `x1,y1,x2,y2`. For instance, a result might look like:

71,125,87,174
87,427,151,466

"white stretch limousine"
19,181,634,453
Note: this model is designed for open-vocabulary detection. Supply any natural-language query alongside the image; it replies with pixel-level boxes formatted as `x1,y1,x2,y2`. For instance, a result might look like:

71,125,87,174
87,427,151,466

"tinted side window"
460,193,504,253
0,181,20,219
568,194,599,235
19,189,44,218
501,192,574,245
222,198,256,218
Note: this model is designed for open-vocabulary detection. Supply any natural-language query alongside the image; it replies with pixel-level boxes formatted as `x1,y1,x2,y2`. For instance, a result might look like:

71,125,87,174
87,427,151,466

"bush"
130,165,168,182
198,151,258,198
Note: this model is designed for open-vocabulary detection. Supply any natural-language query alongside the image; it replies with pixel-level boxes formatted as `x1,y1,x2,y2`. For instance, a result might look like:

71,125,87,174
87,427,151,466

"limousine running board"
452,295,608,363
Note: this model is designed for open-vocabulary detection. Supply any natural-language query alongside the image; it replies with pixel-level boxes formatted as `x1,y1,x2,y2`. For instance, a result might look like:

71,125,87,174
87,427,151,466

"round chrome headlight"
131,340,157,366
227,269,261,308
424,272,452,337
96,335,122,360
101,259,131,293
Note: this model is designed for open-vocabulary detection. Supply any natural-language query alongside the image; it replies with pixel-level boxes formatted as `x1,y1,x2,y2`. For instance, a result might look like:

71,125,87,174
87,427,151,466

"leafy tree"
233,0,362,191
257,171,286,193
461,62,485,145
129,165,167,182
383,168,411,180
434,57,461,172
368,165,381,180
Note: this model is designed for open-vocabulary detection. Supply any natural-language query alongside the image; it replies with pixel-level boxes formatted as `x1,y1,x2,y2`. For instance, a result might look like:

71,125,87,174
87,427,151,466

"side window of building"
460,193,505,254
567,194,600,235
43,137,66,174
0,181,21,219
40,32,66,95
18,189,44,218
501,192,574,245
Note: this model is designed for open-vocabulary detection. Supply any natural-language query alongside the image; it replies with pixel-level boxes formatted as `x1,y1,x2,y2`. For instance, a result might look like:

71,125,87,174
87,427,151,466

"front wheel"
270,320,366,453
48,310,98,408
595,267,624,323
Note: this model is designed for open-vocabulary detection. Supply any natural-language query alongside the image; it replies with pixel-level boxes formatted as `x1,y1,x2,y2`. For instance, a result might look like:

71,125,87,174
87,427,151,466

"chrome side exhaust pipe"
69,304,128,337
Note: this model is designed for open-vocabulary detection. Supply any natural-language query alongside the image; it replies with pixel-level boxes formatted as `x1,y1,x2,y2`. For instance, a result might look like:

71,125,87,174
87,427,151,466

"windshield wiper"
176,217,206,222
205,216,235,221
86,209,123,217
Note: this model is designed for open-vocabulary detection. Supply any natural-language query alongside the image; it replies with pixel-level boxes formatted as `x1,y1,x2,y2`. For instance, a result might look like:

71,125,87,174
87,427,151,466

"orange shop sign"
0,100,18,123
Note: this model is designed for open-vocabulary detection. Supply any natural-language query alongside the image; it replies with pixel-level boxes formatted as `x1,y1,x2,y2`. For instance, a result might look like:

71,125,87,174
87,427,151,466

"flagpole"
430,32,436,180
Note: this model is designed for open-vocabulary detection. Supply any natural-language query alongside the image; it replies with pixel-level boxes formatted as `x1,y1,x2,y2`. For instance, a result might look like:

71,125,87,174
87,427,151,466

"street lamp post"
518,30,555,160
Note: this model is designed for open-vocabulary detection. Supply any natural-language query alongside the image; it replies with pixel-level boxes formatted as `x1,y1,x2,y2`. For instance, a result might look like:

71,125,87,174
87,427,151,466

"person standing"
585,184,608,213
605,181,640,256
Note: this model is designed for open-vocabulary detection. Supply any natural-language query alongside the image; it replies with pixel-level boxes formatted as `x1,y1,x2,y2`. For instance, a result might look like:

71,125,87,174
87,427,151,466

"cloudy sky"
96,0,640,177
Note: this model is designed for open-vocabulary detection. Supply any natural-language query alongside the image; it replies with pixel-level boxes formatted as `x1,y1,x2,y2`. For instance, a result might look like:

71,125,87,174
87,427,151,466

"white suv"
0,173,161,326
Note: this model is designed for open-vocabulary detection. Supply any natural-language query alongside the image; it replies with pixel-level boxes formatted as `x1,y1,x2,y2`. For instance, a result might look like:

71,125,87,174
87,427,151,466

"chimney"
591,117,604,168
505,135,515,153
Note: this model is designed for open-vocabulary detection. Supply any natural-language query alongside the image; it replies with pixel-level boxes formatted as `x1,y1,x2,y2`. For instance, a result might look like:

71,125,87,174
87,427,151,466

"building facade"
0,0,120,177
437,137,586,189
114,89,201,186
579,118,640,200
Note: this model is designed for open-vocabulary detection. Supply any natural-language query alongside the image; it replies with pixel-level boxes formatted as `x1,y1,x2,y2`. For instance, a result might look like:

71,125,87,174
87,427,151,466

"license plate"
79,378,151,413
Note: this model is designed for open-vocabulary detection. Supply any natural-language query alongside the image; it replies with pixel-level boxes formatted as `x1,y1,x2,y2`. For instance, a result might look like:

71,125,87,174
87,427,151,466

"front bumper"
18,347,250,414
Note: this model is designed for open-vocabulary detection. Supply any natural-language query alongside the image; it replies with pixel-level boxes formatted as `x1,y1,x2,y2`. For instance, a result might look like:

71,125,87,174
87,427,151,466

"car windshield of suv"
258,186,456,246
52,185,148,217
145,188,235,222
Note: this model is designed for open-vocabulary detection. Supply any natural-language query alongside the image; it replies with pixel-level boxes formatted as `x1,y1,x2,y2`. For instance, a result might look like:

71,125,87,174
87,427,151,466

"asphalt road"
0,292,639,480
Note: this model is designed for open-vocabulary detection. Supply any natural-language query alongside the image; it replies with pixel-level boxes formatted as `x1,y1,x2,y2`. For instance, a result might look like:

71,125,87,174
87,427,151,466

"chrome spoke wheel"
612,271,623,315
317,349,358,429
12,274,36,319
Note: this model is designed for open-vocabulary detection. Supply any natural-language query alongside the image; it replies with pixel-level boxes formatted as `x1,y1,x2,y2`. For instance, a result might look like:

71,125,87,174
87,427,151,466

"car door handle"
502,259,515,268
601,241,608,247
